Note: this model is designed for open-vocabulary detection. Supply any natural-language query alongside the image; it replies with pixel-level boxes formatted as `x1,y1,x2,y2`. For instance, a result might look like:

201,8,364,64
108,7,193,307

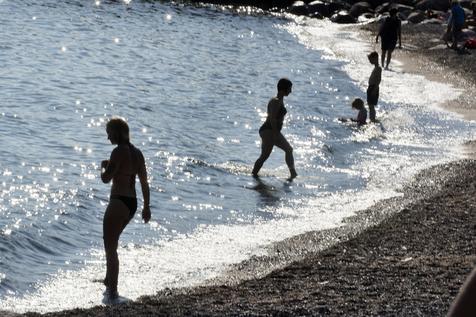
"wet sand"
7,20,476,317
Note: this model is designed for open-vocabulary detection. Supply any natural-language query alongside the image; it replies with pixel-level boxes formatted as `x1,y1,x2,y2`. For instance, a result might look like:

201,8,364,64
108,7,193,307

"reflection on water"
0,0,474,311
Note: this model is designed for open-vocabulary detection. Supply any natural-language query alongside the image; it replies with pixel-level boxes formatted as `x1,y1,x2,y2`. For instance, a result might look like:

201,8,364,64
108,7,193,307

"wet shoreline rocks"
187,0,474,25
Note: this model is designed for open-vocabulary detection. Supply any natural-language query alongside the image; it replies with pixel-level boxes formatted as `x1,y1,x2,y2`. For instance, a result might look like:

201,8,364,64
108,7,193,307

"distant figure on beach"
447,266,476,317
338,98,367,126
367,51,382,122
376,8,402,70
252,78,297,180
101,118,151,300
447,0,466,50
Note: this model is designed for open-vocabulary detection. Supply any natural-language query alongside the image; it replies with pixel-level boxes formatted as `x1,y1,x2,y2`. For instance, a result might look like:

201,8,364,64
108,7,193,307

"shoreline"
7,14,476,317
18,160,476,316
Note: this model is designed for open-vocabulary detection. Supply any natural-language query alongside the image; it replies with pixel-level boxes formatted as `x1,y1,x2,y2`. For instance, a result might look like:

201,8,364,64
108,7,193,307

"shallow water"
0,0,474,313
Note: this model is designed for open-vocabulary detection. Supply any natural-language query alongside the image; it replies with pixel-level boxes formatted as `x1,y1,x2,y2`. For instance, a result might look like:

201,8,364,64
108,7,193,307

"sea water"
0,0,474,313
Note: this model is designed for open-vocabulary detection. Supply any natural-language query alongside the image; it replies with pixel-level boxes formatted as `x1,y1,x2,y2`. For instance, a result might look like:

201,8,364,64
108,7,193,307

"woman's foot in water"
289,168,297,180
103,287,119,300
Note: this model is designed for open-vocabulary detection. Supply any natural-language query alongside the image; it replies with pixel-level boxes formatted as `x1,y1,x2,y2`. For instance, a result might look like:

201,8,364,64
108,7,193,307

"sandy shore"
6,19,476,317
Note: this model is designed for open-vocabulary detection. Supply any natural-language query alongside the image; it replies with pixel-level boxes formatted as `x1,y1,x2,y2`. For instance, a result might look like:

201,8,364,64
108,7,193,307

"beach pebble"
350,2,374,18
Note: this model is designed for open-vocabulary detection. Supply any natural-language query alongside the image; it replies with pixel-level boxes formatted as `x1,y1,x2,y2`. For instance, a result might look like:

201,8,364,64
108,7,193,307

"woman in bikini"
100,117,151,299
252,78,297,180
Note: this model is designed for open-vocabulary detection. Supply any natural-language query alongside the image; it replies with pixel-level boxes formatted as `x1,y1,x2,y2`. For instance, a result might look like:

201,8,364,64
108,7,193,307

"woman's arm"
398,20,402,48
376,22,383,42
101,148,120,183
268,99,280,134
137,150,151,223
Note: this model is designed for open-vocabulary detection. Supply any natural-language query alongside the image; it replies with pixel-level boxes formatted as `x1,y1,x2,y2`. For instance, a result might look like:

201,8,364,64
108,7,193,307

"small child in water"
339,98,367,126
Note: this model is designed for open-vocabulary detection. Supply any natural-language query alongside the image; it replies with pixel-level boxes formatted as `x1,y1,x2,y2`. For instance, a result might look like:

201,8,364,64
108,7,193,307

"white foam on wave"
0,186,399,313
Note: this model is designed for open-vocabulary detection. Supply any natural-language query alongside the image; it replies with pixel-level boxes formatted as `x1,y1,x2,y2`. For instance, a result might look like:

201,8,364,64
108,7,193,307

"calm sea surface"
0,0,474,312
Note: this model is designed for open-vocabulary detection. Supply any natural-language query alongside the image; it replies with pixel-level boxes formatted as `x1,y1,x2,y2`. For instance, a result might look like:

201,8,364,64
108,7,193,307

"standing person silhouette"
447,0,466,50
367,51,382,122
376,8,402,70
252,78,297,180
100,117,151,301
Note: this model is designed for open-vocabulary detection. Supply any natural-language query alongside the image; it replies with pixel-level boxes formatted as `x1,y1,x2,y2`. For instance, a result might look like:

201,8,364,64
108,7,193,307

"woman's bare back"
105,144,145,197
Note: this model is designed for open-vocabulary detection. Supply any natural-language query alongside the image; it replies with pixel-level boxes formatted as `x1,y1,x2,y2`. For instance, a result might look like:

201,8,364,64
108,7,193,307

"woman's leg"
252,130,274,177
103,199,130,295
385,49,394,69
274,133,297,178
381,49,386,69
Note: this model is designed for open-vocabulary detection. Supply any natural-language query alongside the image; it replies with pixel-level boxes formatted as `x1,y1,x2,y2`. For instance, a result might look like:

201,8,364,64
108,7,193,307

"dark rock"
358,12,375,22
393,0,415,6
463,7,472,18
407,10,426,23
460,0,473,9
188,0,295,10
339,0,367,5
376,3,414,16
392,4,415,19
420,17,444,24
350,1,374,18
269,0,296,9
415,0,450,12
308,1,333,17
375,2,392,14
329,0,352,12
331,10,357,23
365,0,385,8
309,11,325,18
308,0,350,17
394,4,415,13
288,1,309,15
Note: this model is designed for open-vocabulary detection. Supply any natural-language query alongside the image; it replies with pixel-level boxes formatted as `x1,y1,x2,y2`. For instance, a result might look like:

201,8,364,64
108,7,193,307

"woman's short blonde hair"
106,117,130,144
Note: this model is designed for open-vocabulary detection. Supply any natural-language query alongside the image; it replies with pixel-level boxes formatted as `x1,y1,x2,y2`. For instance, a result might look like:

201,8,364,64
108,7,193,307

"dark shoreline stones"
182,0,463,25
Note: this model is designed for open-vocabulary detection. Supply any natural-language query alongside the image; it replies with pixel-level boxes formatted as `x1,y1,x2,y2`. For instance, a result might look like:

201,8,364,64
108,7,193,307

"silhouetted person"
376,8,402,70
101,117,151,300
447,267,476,317
447,0,466,50
338,98,367,126
367,51,382,122
252,78,297,180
